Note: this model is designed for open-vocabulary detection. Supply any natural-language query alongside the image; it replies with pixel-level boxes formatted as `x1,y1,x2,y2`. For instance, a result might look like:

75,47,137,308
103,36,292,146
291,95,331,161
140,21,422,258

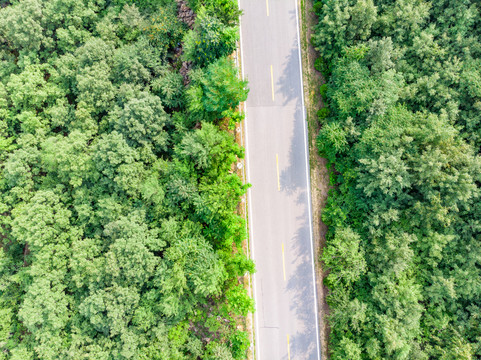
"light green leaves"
183,7,237,67
187,57,248,121
0,0,250,358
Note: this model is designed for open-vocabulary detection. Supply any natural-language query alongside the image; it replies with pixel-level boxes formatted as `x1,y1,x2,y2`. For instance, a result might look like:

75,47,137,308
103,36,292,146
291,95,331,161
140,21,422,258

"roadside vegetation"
0,0,253,359
313,0,481,358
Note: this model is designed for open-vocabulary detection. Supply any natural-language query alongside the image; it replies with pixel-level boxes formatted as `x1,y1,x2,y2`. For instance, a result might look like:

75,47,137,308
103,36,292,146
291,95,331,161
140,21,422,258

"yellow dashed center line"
266,0,269,16
287,334,291,360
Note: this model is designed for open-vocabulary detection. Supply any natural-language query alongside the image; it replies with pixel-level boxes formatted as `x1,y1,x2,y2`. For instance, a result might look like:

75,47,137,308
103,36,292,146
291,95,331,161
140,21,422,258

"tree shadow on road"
276,9,308,196
277,8,320,360
285,207,319,360
276,9,303,108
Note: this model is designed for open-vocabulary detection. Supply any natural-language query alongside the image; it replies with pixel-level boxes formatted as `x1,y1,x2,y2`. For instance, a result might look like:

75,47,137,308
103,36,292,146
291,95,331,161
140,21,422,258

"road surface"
239,0,321,359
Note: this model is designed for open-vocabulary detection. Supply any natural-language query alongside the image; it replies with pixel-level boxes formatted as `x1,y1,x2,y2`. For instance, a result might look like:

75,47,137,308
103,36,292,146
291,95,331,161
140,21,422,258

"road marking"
276,153,280,191
282,243,286,281
294,0,321,358
270,65,275,101
237,2,260,358
287,334,291,360
266,0,269,16
238,0,320,359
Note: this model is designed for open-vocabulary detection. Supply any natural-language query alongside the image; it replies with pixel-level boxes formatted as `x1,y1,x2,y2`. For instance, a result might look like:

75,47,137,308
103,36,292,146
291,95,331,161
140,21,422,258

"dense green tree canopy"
0,1,251,359
314,0,481,358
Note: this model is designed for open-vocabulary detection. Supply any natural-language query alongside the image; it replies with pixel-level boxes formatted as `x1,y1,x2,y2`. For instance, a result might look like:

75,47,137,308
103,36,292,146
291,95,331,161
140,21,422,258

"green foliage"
314,56,330,77
224,284,254,317
111,0,171,12
229,330,250,360
145,4,185,51
313,0,481,358
319,83,328,100
176,122,242,175
317,107,330,122
183,7,237,67
187,57,248,121
322,227,366,288
0,1,250,359
332,337,362,360
152,69,185,109
317,122,348,163
188,0,242,26
110,89,170,159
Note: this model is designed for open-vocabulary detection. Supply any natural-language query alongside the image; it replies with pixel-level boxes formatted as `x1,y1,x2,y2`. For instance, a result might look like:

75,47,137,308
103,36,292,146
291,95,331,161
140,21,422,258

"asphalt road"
239,0,321,359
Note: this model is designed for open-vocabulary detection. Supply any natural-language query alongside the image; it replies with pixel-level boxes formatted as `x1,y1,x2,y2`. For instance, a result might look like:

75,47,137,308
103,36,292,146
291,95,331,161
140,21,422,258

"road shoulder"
298,0,331,358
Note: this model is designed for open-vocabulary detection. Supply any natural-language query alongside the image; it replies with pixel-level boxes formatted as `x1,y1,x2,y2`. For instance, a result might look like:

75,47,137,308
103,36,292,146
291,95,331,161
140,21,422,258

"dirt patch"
298,0,331,358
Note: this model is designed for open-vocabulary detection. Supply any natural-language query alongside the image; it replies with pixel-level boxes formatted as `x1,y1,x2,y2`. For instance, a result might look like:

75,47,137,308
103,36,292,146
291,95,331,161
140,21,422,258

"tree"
176,122,242,176
76,62,115,114
332,337,362,360
0,0,251,358
152,69,185,109
110,89,170,160
187,57,248,121
189,0,242,26
144,3,185,51
183,7,237,67
313,0,481,356
40,131,91,188
322,227,366,288
0,0,48,54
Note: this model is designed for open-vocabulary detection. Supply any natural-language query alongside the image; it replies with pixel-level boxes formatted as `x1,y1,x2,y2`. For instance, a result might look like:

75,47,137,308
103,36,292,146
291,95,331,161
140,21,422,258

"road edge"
234,2,257,360
236,1,326,359
294,0,322,359
298,0,331,358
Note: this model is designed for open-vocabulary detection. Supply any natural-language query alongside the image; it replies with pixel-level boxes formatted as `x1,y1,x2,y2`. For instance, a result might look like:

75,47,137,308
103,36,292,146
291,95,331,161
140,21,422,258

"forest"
0,0,253,359
313,0,481,359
